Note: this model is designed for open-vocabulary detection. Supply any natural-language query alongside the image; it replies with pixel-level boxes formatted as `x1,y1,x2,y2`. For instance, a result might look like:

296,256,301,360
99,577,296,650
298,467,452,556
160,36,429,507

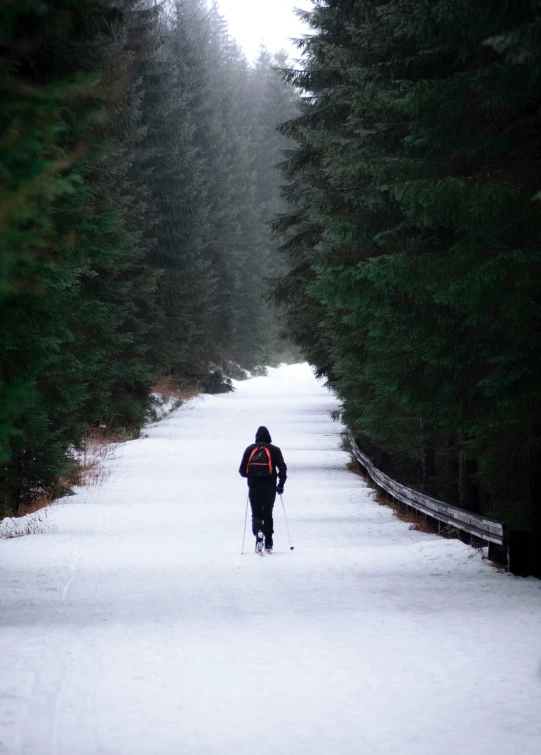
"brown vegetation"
152,376,200,401
74,426,125,488
17,492,55,518
11,427,122,525
347,458,438,535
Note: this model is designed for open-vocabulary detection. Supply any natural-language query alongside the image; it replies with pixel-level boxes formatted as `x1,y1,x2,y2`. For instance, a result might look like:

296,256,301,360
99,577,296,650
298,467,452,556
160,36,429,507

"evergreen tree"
0,0,303,518
275,0,541,575
127,0,214,380
0,0,132,514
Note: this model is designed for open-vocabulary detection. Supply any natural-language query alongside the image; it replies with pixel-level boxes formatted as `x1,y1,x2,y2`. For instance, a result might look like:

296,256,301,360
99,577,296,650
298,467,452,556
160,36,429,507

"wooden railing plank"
349,434,506,545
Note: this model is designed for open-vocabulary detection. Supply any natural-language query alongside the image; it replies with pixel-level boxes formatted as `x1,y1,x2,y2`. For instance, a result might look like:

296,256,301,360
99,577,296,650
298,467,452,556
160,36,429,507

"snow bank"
1,364,540,755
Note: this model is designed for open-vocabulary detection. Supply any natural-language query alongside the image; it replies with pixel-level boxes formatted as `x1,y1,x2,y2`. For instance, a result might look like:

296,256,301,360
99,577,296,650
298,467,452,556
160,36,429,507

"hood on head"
255,426,272,443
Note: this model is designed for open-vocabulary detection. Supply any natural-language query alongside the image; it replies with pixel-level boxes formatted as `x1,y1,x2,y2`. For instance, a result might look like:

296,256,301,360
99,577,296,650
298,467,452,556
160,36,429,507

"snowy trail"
1,364,540,755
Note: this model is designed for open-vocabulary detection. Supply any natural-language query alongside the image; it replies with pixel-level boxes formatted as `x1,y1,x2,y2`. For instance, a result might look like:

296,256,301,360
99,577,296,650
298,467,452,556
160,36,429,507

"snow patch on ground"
149,394,184,422
1,364,540,755
0,509,56,540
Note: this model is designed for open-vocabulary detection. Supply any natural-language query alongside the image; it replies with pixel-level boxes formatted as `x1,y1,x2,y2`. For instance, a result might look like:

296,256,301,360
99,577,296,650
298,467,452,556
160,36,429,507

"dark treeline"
0,0,298,516
274,1,541,575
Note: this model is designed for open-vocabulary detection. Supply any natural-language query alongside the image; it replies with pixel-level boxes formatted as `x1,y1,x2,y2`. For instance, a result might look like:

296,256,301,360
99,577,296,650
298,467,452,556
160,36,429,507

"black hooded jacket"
239,426,287,489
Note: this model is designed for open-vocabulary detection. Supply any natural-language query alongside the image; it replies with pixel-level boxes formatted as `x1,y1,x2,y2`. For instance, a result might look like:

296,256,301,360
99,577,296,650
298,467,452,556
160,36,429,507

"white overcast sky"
216,0,313,63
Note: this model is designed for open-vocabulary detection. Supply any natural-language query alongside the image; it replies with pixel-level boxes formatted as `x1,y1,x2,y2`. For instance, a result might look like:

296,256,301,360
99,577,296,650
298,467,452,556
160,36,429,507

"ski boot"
255,530,264,555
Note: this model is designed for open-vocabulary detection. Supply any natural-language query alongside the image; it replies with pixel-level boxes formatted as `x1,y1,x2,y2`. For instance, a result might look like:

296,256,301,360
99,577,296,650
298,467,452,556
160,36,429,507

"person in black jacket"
239,426,287,552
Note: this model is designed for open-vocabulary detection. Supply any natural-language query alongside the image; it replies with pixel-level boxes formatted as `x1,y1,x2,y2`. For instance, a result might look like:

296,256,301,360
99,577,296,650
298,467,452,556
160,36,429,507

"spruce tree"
0,1,156,513
0,0,306,518
0,0,133,514
275,0,541,574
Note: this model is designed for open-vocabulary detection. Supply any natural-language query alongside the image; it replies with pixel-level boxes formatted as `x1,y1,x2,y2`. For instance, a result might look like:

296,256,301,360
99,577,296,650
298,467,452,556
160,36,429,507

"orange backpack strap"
247,446,273,474
247,447,259,471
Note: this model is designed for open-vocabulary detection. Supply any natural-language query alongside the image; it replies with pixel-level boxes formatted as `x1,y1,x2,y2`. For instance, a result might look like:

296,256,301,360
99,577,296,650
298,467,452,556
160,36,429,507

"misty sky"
216,0,312,62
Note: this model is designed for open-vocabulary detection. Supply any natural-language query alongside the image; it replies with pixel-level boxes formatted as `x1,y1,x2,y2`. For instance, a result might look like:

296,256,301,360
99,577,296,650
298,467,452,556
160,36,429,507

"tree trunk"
458,436,479,513
420,419,436,496
458,440,470,511
447,436,459,505
527,422,541,578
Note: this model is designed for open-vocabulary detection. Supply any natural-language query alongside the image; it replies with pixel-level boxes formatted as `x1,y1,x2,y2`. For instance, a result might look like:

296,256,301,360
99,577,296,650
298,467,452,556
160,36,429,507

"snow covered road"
1,364,540,755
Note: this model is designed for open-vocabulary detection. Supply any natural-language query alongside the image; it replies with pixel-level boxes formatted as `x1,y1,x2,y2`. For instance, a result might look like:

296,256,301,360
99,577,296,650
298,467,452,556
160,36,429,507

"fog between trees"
1,0,298,516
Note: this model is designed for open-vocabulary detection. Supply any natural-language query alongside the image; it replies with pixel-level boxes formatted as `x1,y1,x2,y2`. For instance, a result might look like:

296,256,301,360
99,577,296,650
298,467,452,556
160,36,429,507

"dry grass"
17,492,55,518
346,460,368,480
372,485,436,533
153,376,200,401
488,560,508,573
11,428,122,520
391,502,438,534
2,426,125,538
75,426,122,488
347,457,438,535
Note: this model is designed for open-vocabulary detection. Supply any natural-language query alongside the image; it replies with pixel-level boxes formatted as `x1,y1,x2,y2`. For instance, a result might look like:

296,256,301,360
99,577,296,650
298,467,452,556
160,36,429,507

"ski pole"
280,494,295,551
241,494,249,554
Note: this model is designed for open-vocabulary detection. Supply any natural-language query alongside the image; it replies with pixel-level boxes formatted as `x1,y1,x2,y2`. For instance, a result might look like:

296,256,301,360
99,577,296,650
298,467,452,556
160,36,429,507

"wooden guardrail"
349,434,507,547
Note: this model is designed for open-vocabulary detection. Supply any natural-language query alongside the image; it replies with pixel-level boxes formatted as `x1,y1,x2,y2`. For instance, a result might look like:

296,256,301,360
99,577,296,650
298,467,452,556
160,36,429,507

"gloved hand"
276,485,284,496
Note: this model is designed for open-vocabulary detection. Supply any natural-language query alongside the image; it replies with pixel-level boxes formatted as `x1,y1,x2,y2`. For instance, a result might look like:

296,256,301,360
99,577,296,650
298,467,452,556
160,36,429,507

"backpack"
246,445,273,478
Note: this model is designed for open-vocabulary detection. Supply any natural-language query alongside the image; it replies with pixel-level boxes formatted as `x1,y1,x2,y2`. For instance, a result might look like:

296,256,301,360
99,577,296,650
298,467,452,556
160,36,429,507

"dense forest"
274,0,541,576
2,0,541,578
0,0,298,517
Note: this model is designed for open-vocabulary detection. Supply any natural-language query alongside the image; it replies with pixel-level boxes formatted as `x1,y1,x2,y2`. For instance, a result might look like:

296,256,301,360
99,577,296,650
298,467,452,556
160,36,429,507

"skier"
239,426,287,553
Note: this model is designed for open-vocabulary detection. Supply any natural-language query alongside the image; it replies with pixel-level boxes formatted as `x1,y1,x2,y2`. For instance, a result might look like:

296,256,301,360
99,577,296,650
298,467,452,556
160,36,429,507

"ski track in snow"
1,364,540,755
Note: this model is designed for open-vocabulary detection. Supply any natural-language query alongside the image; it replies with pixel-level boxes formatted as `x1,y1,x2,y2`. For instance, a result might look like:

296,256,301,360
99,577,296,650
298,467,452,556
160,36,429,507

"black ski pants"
249,485,276,547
